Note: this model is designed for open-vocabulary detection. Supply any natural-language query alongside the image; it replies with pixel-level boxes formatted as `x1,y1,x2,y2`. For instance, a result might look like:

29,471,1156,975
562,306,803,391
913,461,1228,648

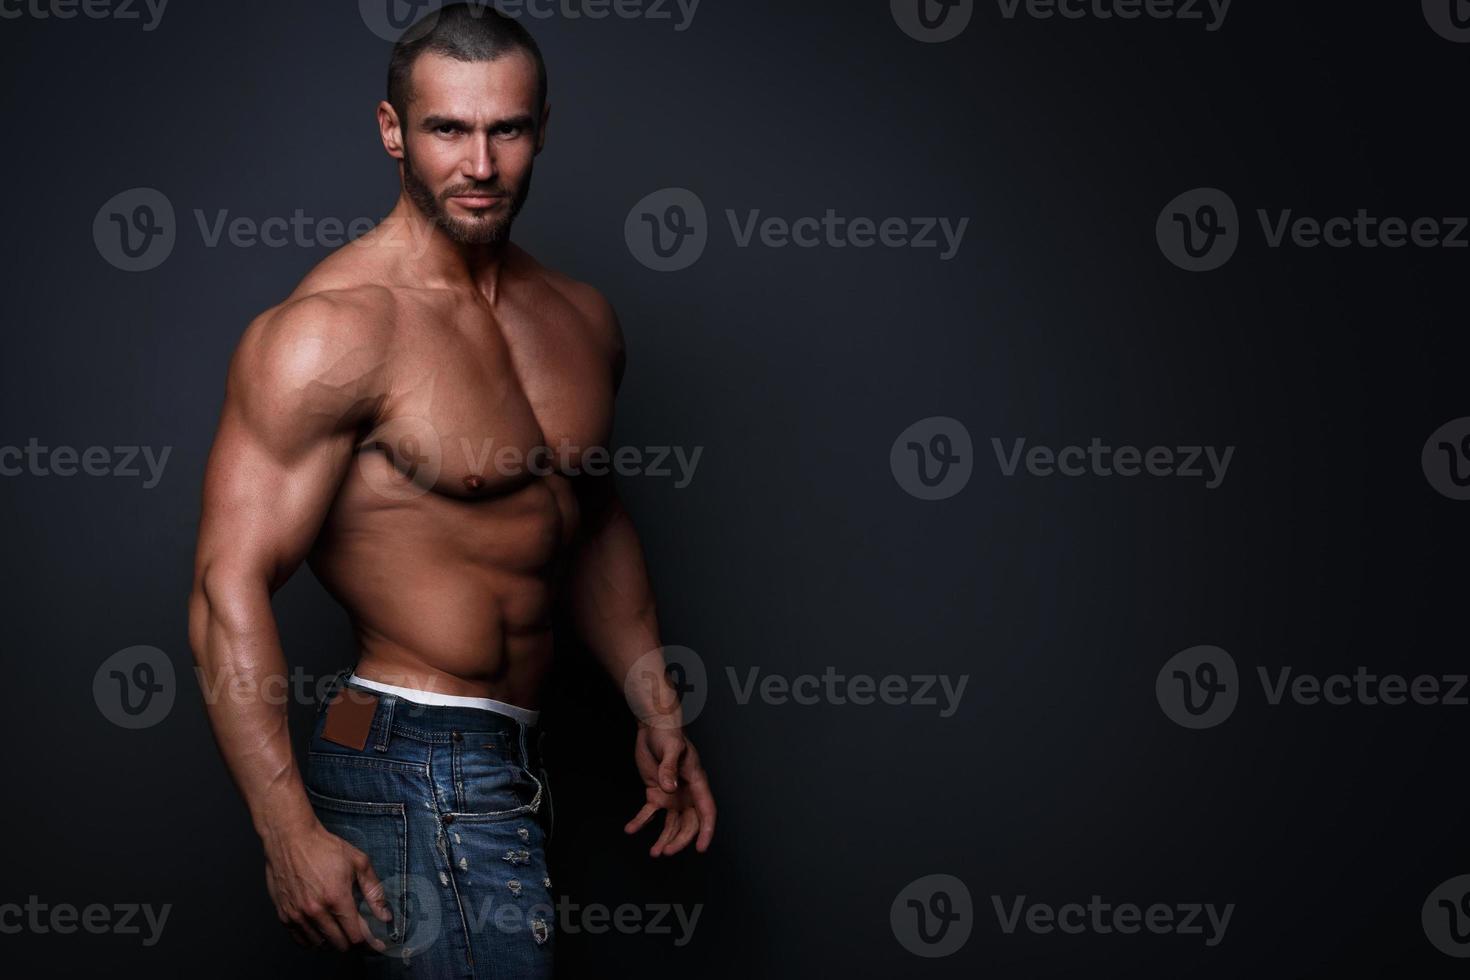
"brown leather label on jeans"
322,687,378,750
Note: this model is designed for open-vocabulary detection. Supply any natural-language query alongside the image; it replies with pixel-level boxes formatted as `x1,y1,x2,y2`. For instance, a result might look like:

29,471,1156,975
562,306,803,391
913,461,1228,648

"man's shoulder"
247,283,394,356
231,282,395,413
517,249,623,354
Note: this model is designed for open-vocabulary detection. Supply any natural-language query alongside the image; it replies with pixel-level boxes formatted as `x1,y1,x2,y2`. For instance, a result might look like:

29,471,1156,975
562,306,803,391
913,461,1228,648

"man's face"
390,50,546,246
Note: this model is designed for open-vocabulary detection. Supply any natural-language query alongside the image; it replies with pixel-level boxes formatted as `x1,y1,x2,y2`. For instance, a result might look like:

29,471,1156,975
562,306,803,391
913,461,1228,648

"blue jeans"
305,670,555,978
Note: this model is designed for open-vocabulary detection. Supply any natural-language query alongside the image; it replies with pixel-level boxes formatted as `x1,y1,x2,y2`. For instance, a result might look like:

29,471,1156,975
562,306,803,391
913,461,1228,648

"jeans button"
452,731,463,742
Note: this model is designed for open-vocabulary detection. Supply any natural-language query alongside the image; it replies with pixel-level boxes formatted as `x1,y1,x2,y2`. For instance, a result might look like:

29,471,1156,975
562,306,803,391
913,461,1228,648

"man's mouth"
448,193,504,210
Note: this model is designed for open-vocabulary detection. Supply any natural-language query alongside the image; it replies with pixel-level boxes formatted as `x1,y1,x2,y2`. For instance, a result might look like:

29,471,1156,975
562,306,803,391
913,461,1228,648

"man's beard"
402,145,531,246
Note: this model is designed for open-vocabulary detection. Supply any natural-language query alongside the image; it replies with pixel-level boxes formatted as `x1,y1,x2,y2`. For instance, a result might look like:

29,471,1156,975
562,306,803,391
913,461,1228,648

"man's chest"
363,304,615,499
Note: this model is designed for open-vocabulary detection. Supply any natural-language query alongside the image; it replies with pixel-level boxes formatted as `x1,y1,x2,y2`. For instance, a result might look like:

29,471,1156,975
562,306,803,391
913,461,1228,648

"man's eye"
436,125,458,135
495,125,520,137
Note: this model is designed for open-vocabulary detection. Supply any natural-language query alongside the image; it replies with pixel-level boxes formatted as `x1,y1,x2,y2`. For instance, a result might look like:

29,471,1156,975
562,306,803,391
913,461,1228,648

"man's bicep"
196,404,357,589
196,304,378,589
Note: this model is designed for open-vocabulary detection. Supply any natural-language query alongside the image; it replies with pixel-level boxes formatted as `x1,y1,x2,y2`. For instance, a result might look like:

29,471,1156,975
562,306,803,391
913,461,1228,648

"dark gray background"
1,0,1467,976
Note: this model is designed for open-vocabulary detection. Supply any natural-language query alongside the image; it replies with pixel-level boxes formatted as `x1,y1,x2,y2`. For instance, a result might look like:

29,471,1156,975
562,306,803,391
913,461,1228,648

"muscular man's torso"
274,237,620,706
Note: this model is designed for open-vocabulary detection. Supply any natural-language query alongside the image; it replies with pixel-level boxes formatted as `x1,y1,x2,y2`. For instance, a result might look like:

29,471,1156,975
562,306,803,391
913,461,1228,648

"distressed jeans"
305,670,555,978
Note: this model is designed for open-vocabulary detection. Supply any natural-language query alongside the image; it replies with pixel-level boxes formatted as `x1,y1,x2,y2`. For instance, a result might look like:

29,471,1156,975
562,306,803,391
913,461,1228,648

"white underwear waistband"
347,673,540,727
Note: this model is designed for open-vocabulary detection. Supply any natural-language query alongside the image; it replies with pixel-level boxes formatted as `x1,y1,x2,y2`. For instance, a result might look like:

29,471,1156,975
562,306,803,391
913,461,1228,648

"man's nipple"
463,474,486,492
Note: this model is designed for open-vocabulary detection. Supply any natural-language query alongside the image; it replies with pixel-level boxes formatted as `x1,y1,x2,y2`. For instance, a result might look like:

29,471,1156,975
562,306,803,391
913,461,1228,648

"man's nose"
465,134,497,182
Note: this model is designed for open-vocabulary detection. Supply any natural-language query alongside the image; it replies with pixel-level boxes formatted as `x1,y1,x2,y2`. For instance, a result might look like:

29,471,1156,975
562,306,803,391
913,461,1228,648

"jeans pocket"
306,787,411,947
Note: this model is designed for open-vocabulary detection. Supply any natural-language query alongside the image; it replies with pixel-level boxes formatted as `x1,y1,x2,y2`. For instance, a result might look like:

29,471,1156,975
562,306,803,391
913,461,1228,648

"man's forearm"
567,497,683,726
188,569,316,839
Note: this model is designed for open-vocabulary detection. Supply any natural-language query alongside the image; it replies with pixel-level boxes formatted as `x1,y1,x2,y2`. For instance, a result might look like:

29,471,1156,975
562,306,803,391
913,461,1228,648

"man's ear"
535,101,551,155
377,100,405,160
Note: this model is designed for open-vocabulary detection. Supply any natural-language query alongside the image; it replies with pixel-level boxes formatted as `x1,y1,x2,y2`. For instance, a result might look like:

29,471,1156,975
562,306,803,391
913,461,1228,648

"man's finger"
657,745,680,793
651,809,680,858
333,899,386,953
680,740,706,776
311,906,352,952
663,809,701,856
351,910,388,953
355,856,394,924
329,899,385,954
624,802,659,835
687,772,717,852
291,913,326,947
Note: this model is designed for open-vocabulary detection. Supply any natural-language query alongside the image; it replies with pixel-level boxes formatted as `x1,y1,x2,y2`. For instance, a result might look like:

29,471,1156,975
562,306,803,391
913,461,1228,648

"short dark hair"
387,3,548,127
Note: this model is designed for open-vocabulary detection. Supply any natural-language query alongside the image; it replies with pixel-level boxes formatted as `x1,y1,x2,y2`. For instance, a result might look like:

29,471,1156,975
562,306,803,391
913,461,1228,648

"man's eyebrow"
419,113,537,131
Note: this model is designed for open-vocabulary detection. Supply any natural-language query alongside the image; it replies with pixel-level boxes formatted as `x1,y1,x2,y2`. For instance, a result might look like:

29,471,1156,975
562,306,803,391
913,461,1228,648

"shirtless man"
186,6,714,975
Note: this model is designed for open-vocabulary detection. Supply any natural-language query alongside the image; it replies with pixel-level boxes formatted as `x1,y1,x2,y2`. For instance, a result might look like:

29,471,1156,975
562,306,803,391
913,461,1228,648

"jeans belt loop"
373,695,396,752
317,667,350,717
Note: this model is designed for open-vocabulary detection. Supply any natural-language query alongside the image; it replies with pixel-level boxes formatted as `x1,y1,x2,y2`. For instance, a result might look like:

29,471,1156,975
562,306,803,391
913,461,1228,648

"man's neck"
378,196,516,304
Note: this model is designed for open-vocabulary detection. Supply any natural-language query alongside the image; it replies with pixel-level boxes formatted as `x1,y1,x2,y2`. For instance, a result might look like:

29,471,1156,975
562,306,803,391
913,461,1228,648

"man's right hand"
261,817,393,952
